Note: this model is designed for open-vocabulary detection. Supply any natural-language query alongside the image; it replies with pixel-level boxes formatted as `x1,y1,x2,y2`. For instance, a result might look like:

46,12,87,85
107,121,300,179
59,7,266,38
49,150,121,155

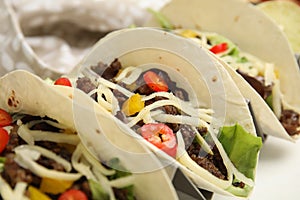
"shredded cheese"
192,126,214,155
26,119,69,130
96,76,134,98
114,66,142,85
71,144,97,181
127,99,212,128
272,79,282,118
17,124,79,145
14,145,82,181
264,63,275,86
0,177,29,200
152,113,210,128
109,175,135,188
13,182,28,200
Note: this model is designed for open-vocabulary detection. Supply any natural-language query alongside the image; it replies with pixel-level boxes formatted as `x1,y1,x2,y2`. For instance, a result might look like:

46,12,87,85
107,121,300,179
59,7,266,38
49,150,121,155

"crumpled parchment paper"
0,0,170,78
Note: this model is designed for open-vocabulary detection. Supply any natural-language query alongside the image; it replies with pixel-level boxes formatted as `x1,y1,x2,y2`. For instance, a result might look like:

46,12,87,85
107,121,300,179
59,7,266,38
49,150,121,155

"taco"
64,27,262,198
0,70,179,200
145,0,300,140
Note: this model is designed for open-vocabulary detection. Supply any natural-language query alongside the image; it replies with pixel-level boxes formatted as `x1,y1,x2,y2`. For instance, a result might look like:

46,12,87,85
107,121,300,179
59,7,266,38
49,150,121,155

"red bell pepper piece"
143,71,168,92
54,77,72,87
0,108,12,127
58,189,88,200
140,123,177,157
0,128,9,154
209,42,228,54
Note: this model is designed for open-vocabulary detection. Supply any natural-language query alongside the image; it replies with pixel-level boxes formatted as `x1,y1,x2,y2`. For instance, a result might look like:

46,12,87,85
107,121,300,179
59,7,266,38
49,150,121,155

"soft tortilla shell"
75,27,257,196
0,70,179,200
145,0,300,140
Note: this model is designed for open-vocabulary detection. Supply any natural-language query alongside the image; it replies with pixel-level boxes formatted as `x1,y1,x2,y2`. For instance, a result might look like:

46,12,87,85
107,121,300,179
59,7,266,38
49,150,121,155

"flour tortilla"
0,70,179,200
72,27,261,197
145,0,300,140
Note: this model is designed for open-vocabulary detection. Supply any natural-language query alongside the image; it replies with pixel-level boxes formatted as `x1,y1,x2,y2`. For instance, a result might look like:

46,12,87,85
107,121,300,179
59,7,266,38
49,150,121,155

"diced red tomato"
140,123,177,157
143,71,168,92
209,43,228,54
0,109,12,127
58,189,88,200
0,128,9,154
54,77,72,87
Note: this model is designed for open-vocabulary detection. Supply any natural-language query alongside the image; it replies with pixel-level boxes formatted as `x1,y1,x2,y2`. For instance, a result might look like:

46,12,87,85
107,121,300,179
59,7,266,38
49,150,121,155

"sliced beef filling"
113,84,128,108
233,181,246,188
0,123,39,188
0,123,40,189
280,109,300,136
187,141,228,180
113,187,136,200
1,153,41,188
179,124,197,149
76,77,97,100
36,141,73,162
237,69,300,136
236,69,272,100
91,59,122,81
181,125,228,180
115,111,127,123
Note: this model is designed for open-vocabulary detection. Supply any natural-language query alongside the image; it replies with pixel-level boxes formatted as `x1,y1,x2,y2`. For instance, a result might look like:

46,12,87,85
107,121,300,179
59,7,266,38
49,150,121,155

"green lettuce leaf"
114,185,135,200
88,179,110,200
265,94,273,110
207,35,245,61
0,157,5,172
107,158,131,180
0,157,5,163
218,124,262,180
147,9,174,30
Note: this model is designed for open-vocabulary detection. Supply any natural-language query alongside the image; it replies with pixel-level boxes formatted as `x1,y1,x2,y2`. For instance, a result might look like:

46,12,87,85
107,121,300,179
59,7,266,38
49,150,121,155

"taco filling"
0,109,136,200
147,10,300,137
174,29,300,136
74,59,262,197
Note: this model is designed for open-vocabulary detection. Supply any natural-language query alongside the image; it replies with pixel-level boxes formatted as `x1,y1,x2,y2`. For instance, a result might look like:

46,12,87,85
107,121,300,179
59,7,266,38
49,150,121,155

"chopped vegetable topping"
0,108,12,127
114,185,135,200
39,177,74,195
143,71,169,92
121,94,145,116
0,128,9,154
147,8,174,30
54,77,72,87
107,158,132,180
88,179,110,200
28,186,51,200
218,124,262,180
140,123,177,157
209,42,228,54
180,29,199,38
58,189,88,200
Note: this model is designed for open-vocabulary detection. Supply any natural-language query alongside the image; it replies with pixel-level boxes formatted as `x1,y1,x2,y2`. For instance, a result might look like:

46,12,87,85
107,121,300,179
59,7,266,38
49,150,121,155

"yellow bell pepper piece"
39,177,74,195
180,29,199,38
28,186,51,200
122,94,145,116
